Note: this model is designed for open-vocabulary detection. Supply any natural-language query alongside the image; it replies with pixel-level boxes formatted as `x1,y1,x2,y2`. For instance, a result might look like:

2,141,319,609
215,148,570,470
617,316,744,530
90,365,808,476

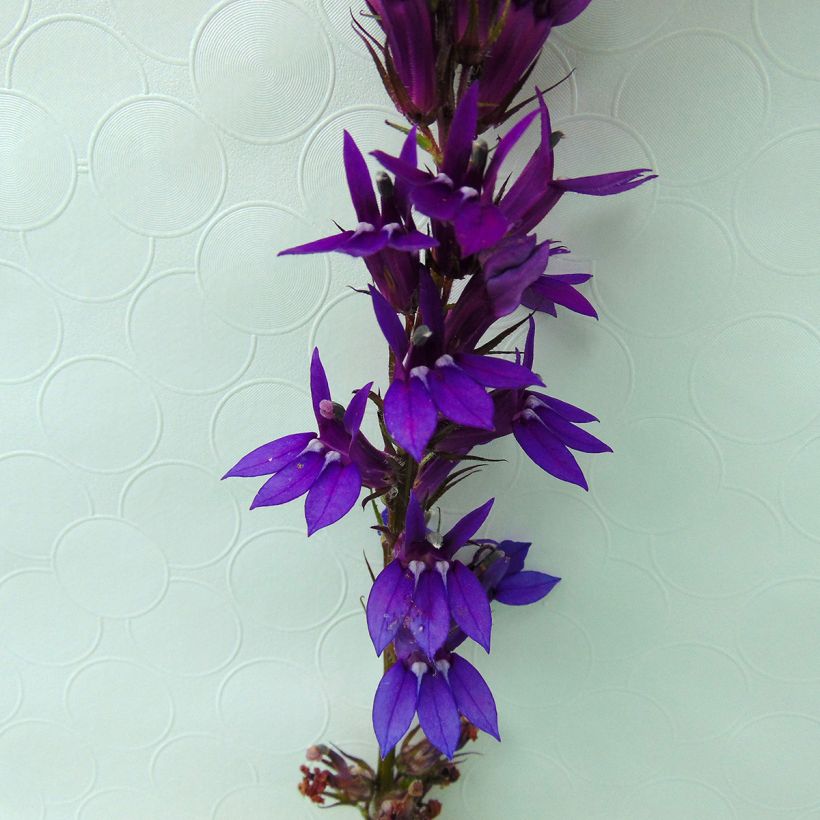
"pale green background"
1,0,819,817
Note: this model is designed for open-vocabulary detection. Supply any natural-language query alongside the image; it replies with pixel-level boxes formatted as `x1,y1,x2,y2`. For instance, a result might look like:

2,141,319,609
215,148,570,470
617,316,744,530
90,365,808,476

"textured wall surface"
1,0,819,817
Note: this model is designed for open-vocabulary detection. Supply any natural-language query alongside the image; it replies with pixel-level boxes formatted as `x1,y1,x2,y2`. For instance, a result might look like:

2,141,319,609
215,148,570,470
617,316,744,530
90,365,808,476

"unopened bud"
411,324,433,346
407,779,424,797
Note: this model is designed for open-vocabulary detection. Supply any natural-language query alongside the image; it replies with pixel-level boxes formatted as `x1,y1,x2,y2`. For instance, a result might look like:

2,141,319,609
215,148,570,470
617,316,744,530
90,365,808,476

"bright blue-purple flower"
507,318,610,490
279,129,434,311
368,494,501,758
370,276,543,460
478,539,561,605
373,84,655,258
366,494,495,658
222,349,391,535
373,652,498,759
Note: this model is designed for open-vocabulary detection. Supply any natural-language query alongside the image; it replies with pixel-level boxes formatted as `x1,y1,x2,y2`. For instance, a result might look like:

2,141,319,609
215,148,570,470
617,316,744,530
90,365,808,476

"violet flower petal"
427,364,494,430
371,149,431,186
513,417,588,490
373,662,418,758
482,108,540,202
343,228,391,257
222,432,317,478
407,569,450,658
555,168,657,196
497,540,531,576
305,460,362,535
369,286,408,359
448,654,500,740
343,130,380,225
417,671,462,760
535,405,612,453
455,353,543,389
343,382,373,439
522,275,598,319
278,231,355,256
447,561,492,652
367,559,414,655
384,376,438,461
404,491,427,547
443,498,494,556
250,450,324,509
530,391,599,423
495,570,561,605
443,81,479,180
310,348,332,424
454,201,509,257
411,182,463,221
388,229,438,252
522,316,536,370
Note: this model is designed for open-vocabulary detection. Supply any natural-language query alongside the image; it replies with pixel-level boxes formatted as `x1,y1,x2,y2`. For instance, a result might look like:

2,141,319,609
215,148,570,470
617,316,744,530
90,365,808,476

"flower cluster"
223,1,655,815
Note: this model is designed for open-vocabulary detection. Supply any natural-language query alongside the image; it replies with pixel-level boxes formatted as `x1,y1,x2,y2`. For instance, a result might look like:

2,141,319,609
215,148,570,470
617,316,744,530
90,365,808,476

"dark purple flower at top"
279,129,435,311
364,0,438,121
477,0,592,124
222,348,391,535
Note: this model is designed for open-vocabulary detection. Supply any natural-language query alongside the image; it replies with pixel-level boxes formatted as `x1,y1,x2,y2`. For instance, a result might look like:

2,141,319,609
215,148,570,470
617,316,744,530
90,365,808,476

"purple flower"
370,277,543,460
521,271,597,318
422,318,609,492
373,652,499,759
222,349,391,535
366,494,495,658
506,318,610,490
373,85,655,265
498,90,656,236
478,539,561,605
279,129,434,311
364,0,438,121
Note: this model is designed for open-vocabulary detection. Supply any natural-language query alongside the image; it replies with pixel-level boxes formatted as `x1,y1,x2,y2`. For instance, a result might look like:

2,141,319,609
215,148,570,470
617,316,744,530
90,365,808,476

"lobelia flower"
373,84,655,259
475,539,561,605
500,317,610,490
368,494,500,757
373,652,498,760
418,317,610,492
371,272,544,460
362,0,438,122
279,128,434,311
222,348,391,535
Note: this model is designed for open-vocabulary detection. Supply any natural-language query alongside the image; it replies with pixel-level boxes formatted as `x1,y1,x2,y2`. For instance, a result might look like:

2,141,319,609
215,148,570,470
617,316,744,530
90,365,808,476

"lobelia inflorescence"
222,1,656,817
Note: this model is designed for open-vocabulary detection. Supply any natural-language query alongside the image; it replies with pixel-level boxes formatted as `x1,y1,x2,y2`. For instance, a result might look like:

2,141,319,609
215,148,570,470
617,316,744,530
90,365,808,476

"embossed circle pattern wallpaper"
1,0,819,818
